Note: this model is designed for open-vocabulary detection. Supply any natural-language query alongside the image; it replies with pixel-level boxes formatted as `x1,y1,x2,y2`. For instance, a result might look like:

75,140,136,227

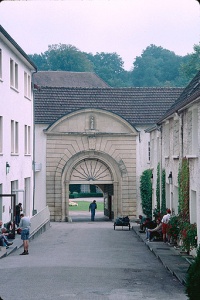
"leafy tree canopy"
131,44,184,87
179,43,200,84
29,42,200,88
29,44,93,72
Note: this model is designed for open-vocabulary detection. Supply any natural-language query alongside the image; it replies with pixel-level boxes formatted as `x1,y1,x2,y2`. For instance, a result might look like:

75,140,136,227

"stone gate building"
33,72,183,221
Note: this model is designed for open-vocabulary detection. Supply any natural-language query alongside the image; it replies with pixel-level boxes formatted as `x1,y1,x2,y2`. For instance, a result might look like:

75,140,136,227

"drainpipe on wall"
31,70,37,216
180,112,184,159
159,126,162,212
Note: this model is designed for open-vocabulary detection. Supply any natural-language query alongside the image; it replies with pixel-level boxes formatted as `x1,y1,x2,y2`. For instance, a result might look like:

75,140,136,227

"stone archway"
45,108,138,221
61,152,121,222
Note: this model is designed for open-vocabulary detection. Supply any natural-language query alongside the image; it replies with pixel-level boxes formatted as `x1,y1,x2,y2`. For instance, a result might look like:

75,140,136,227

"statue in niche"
90,116,95,130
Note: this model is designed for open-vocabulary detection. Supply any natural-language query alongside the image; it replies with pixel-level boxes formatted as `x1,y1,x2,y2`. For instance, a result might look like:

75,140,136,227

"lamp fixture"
6,162,10,175
151,173,153,183
168,171,172,184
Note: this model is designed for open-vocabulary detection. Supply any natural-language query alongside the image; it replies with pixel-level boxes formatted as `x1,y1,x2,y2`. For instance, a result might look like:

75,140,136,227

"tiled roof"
33,71,109,88
34,87,183,127
157,70,200,123
0,25,37,70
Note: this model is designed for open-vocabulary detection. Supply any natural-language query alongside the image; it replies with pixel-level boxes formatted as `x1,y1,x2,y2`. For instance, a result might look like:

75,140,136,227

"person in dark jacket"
15,203,22,227
89,200,97,221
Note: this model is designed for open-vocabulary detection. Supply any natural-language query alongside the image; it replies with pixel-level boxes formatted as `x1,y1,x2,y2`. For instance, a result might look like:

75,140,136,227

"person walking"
19,214,31,255
15,203,22,227
89,200,97,221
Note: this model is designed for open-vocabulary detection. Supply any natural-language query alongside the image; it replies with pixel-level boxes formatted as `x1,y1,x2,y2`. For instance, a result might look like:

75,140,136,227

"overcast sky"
0,0,200,70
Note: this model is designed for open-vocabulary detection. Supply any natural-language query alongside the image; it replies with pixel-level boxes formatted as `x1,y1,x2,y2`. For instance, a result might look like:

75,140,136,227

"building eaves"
0,25,37,71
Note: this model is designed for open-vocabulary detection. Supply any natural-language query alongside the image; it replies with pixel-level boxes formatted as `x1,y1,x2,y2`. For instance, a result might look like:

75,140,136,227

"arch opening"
64,158,116,222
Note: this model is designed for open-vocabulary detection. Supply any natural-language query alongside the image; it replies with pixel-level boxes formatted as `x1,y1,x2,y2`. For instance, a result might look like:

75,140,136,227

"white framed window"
11,120,19,154
10,58,18,89
190,190,197,224
0,116,2,153
164,122,169,157
0,49,2,79
151,138,154,164
192,108,198,155
148,141,150,162
24,72,31,98
24,125,31,154
187,108,198,156
173,119,179,156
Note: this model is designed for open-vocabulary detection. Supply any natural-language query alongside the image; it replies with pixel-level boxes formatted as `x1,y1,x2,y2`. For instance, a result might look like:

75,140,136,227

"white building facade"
149,71,200,246
0,25,37,223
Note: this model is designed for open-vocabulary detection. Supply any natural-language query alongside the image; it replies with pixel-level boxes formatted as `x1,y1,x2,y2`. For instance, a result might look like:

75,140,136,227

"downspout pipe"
159,126,162,212
31,70,37,216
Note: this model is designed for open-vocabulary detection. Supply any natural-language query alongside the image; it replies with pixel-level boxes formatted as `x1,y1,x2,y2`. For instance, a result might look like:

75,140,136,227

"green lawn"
69,200,104,211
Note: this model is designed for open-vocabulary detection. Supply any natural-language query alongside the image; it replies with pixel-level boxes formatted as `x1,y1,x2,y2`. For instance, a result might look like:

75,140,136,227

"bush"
180,222,197,252
140,169,152,219
186,247,200,299
167,215,179,243
69,192,103,199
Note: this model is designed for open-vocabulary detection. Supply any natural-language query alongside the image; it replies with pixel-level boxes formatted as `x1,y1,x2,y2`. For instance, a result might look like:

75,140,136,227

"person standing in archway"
89,200,97,221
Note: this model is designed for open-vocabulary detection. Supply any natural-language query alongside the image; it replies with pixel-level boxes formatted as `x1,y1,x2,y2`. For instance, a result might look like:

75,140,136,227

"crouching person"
19,214,31,255
0,220,13,248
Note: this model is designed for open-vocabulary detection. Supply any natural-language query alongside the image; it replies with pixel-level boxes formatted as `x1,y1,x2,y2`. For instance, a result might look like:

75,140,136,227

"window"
10,59,18,89
0,116,2,153
190,190,197,224
151,138,154,164
0,49,2,79
11,120,19,154
192,108,198,155
187,108,198,156
173,119,179,156
24,72,31,98
24,125,31,154
148,141,150,162
164,122,169,157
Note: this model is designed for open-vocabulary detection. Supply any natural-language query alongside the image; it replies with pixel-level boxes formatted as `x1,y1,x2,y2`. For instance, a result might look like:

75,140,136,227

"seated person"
0,220,13,248
138,215,147,231
146,218,162,242
143,218,157,231
4,220,13,233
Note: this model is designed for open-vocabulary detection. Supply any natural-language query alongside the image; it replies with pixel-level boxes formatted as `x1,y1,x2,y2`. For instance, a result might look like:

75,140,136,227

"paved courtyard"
0,218,187,300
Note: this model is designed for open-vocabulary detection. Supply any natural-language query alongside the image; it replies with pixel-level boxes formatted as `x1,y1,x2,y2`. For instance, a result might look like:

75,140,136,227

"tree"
140,169,152,218
29,44,93,72
131,44,184,87
179,43,200,84
87,52,131,87
28,53,49,71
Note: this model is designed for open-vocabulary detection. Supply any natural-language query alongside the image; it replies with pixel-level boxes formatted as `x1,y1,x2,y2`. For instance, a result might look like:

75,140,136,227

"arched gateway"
45,109,138,221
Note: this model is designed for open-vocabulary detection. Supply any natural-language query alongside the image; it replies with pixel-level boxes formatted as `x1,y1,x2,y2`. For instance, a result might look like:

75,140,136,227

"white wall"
34,124,47,213
135,125,152,217
0,33,34,223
